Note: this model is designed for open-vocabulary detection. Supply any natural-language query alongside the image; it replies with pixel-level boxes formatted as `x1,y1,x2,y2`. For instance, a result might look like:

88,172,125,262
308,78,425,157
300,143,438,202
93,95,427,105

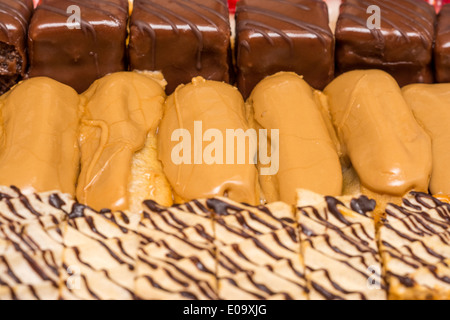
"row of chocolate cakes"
1,0,450,96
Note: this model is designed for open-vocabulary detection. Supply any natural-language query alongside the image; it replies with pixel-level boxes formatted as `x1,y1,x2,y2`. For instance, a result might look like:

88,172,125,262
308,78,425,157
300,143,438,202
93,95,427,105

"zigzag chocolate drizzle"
339,0,435,48
380,192,450,296
298,194,384,300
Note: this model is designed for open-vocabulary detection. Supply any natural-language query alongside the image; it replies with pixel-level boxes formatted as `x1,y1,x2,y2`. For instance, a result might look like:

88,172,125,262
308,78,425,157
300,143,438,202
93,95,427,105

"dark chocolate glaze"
336,0,436,87
129,0,231,94
351,196,377,217
435,4,450,83
28,0,128,93
48,194,66,211
235,0,334,98
0,0,33,94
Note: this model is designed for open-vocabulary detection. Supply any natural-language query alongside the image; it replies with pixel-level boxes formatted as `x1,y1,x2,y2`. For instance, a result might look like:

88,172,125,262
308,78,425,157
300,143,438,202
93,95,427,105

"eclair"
158,77,260,205
0,77,80,196
247,72,343,205
324,70,432,197
403,84,450,195
77,71,172,212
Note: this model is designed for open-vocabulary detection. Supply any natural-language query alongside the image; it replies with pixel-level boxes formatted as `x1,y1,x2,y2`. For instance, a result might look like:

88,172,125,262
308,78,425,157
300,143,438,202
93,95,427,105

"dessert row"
1,68,450,213
2,0,450,97
0,186,448,300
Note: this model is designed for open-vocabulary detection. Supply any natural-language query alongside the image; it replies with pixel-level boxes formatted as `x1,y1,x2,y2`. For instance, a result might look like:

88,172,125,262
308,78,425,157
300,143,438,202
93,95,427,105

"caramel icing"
248,72,342,205
0,77,80,196
403,84,450,195
77,72,166,211
324,70,432,197
158,77,259,205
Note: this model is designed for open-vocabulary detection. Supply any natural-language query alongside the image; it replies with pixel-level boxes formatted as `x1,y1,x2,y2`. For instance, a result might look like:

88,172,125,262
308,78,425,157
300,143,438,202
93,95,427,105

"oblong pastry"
0,77,80,196
158,77,260,205
247,72,342,205
77,72,171,212
324,70,432,196
403,84,450,195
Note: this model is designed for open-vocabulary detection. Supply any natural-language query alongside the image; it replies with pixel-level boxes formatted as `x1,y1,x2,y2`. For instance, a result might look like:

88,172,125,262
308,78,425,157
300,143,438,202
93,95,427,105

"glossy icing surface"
28,0,129,93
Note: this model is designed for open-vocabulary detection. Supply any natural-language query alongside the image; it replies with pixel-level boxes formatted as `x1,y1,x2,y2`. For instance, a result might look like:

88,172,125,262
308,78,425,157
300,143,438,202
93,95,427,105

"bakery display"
0,77,80,196
158,76,260,205
436,4,450,83
235,0,334,98
1,0,450,301
129,0,231,94
77,72,171,212
324,70,432,197
28,0,129,93
0,0,33,95
247,72,342,204
335,0,436,87
403,83,450,195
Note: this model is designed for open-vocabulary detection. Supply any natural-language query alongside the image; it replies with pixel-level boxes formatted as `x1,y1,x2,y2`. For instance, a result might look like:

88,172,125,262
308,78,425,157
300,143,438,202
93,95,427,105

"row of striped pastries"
0,185,448,300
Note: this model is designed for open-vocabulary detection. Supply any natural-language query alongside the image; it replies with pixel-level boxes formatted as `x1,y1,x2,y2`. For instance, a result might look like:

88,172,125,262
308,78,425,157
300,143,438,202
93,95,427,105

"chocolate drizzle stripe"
0,255,21,284
36,5,97,41
10,187,42,218
221,278,266,300
311,281,345,300
100,269,139,300
308,267,367,300
0,4,28,36
95,240,134,271
340,0,434,48
135,1,204,70
138,256,217,299
79,274,101,300
238,5,331,47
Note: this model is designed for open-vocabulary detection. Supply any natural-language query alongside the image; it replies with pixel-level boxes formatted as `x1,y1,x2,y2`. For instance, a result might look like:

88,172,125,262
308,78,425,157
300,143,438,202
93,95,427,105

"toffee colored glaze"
28,0,128,93
436,5,450,83
0,0,33,95
336,0,436,87
129,0,231,94
235,0,334,99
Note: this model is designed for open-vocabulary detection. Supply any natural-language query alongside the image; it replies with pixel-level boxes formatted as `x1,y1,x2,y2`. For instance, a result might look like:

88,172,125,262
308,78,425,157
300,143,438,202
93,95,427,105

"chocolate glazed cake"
129,0,231,94
436,4,450,83
28,0,129,93
336,0,436,87
0,0,33,95
235,0,335,99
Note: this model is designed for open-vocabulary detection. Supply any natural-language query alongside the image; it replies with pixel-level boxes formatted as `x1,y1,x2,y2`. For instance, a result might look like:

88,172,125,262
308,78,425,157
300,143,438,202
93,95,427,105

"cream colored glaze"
158,77,260,205
77,72,166,211
248,72,342,205
324,70,432,196
0,77,80,196
403,84,450,195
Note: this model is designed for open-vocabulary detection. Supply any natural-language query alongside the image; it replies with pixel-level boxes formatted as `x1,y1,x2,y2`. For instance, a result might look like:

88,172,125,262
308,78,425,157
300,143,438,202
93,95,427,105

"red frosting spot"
228,0,238,14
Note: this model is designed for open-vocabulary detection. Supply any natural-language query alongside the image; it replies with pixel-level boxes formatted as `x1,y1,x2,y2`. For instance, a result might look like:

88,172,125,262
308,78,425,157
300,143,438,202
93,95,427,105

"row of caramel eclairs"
0,69,449,214
1,0,450,98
